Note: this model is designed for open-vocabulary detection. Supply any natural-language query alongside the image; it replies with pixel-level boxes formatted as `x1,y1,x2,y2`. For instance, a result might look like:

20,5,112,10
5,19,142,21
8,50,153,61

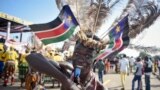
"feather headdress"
107,0,160,38
56,0,122,50
56,0,160,50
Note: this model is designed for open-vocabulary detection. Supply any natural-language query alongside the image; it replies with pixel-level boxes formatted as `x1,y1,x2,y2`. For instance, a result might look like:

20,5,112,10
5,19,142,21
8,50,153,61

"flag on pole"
29,5,79,45
96,15,130,60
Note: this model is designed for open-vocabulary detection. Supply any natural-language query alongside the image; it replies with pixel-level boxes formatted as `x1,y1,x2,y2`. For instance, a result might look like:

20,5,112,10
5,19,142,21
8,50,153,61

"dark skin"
26,41,106,90
70,43,105,90
72,43,95,82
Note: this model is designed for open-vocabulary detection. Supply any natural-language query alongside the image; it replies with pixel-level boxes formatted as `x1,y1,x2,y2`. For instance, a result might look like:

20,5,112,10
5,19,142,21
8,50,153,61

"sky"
0,0,59,23
0,0,59,45
0,0,160,57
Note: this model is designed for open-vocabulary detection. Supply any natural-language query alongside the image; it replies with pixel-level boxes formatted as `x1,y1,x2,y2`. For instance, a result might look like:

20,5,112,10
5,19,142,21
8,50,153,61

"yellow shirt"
53,54,63,62
20,53,28,63
2,50,19,62
45,52,52,58
0,51,4,62
0,43,3,51
44,51,55,60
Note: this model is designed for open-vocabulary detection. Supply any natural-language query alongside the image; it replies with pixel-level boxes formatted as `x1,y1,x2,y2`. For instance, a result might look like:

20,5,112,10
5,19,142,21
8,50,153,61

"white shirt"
135,61,143,76
119,58,129,73
129,57,135,66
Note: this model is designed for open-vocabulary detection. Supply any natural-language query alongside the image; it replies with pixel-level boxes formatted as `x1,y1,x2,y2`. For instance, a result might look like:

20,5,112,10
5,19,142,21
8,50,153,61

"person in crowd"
93,59,97,72
158,59,160,77
132,57,143,90
110,59,115,71
97,59,105,83
42,48,58,87
105,59,110,74
44,48,54,59
26,34,108,90
144,56,152,90
129,56,135,73
25,68,40,90
25,49,41,90
2,46,19,86
152,58,158,74
52,50,62,87
103,59,107,74
0,36,5,43
53,51,63,62
0,43,4,78
115,57,119,73
43,48,62,88
119,54,129,90
18,49,30,87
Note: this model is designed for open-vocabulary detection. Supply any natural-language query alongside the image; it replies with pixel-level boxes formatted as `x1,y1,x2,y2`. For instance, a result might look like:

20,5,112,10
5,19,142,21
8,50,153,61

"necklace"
79,72,94,90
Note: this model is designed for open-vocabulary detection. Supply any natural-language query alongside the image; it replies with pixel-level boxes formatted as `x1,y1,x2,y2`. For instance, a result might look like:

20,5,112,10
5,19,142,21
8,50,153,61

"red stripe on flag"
112,34,123,50
35,23,66,39
96,34,123,60
96,51,110,60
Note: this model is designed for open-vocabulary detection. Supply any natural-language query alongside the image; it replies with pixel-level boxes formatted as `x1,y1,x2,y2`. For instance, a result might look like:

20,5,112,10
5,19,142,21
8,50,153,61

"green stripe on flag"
108,38,114,48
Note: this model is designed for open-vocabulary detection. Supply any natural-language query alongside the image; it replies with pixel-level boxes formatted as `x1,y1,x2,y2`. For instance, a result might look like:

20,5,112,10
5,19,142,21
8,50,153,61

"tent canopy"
0,12,32,33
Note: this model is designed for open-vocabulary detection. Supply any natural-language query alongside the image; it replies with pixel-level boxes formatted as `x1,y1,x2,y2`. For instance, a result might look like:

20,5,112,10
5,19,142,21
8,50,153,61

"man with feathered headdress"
26,0,160,90
26,0,109,89
26,30,108,90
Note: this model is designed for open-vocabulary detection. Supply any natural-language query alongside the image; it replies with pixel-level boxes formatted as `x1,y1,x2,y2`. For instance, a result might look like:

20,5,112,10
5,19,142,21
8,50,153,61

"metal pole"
19,32,23,42
18,32,23,64
5,22,11,46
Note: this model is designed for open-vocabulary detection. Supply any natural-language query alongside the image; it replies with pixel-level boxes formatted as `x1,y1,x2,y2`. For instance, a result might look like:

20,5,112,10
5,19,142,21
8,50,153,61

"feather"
130,1,158,37
55,0,121,34
128,44,160,53
55,0,160,51
119,0,160,38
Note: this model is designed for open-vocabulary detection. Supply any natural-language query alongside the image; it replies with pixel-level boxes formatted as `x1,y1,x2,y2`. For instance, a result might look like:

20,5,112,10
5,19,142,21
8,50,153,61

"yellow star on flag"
116,26,120,33
67,16,72,23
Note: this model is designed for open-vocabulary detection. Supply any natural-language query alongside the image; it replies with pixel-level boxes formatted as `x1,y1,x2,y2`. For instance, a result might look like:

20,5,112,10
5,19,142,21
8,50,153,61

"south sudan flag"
29,5,79,45
96,15,130,60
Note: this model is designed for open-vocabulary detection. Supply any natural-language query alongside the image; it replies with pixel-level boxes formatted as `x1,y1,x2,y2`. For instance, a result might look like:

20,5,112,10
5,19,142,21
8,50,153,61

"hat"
76,31,107,52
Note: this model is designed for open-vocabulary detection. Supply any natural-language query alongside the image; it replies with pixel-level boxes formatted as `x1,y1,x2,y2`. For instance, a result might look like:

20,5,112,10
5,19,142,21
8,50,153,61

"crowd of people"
93,54,160,90
0,42,70,90
0,40,160,90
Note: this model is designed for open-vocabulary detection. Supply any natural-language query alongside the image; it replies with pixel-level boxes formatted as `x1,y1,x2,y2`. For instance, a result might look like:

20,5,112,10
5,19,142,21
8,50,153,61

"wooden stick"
92,0,102,38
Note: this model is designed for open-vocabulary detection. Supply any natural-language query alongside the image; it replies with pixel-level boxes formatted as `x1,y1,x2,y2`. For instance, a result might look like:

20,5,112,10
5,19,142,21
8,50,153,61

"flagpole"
100,14,128,40
92,0,102,38
75,0,80,26
100,21,118,40
19,31,23,42
100,21,118,39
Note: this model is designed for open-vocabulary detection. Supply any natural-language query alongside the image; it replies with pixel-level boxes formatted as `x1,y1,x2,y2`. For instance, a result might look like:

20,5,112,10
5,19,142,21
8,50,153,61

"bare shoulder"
96,81,108,90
